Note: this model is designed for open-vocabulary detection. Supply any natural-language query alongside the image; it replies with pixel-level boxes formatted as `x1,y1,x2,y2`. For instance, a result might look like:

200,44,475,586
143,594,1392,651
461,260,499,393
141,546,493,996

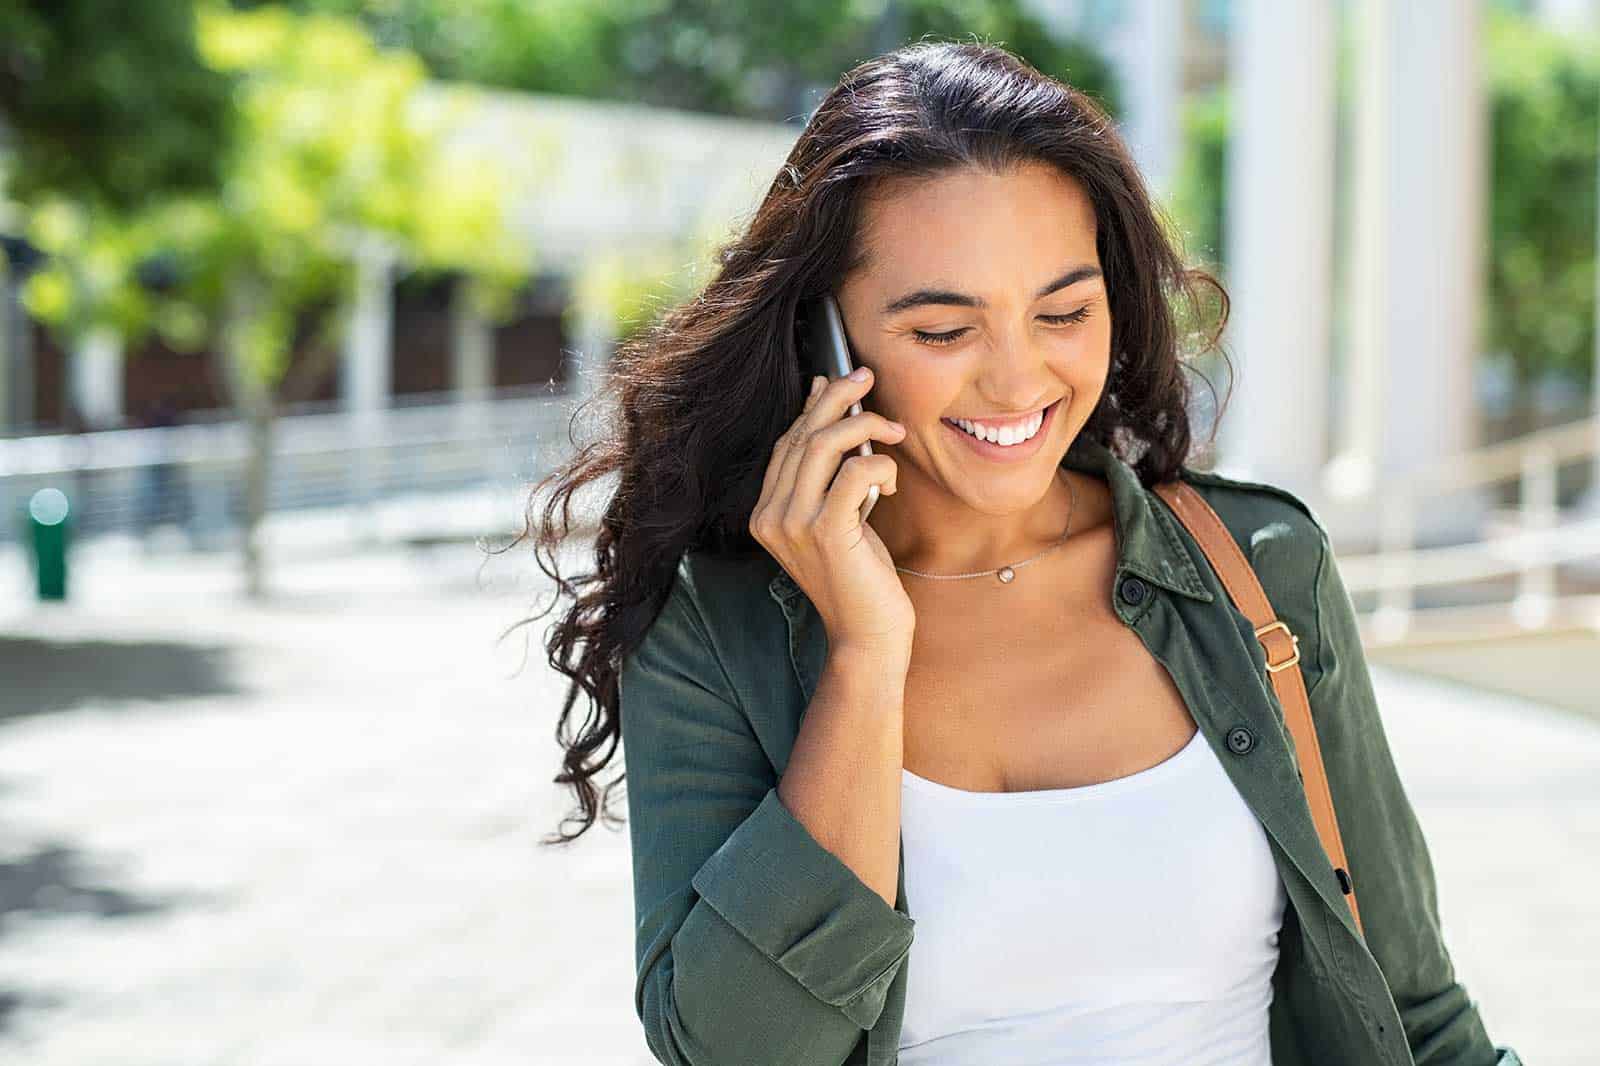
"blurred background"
0,0,1594,1063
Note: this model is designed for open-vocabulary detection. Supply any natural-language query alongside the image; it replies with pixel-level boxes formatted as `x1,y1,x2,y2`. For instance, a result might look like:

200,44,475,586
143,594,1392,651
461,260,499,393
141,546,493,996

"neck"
872,464,1085,577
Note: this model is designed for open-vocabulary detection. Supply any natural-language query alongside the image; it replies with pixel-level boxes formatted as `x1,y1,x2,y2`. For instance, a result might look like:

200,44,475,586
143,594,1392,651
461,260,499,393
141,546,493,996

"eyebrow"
879,264,1104,315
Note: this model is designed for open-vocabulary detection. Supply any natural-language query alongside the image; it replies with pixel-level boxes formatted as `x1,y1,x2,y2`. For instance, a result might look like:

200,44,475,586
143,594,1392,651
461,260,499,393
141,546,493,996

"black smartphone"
803,292,879,522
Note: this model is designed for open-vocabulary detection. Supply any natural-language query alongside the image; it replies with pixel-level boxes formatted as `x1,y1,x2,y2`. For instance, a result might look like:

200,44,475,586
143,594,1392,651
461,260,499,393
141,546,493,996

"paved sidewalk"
0,540,656,1066
0,539,1592,1064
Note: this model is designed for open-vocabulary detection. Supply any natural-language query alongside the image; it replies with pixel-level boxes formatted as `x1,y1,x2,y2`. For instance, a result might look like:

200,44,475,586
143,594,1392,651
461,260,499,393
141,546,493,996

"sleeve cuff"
690,786,916,1029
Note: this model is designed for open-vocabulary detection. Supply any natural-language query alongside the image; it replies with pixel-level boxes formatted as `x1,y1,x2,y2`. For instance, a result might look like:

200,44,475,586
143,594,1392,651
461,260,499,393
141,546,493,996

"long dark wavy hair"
505,38,1233,845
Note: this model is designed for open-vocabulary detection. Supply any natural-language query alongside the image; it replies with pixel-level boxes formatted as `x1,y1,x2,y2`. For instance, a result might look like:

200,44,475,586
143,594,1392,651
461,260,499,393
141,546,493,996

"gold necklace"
893,471,1077,585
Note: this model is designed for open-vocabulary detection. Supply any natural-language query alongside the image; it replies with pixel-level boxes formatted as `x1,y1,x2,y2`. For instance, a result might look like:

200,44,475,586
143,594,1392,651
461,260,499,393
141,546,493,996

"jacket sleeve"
619,570,917,1066
1306,531,1523,1066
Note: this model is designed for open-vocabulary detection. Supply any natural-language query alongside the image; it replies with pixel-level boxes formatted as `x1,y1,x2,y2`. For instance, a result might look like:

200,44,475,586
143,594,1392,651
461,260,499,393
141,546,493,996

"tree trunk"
217,274,277,601
241,406,273,600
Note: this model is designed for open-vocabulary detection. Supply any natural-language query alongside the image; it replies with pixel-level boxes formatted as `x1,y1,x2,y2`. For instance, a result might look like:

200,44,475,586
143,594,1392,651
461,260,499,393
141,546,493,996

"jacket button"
1118,576,1148,606
1226,726,1255,754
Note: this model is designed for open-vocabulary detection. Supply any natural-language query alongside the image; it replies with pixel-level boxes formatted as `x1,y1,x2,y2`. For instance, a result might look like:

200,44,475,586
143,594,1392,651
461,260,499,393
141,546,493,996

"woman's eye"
911,328,969,347
1041,307,1093,326
911,307,1092,347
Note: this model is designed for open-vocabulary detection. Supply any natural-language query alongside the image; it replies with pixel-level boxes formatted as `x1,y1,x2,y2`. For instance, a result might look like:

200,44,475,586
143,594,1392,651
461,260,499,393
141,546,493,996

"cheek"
1052,327,1113,390
869,369,961,426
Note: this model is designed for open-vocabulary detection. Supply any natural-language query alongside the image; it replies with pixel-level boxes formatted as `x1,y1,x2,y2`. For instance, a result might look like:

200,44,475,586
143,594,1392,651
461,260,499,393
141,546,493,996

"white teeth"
952,409,1044,446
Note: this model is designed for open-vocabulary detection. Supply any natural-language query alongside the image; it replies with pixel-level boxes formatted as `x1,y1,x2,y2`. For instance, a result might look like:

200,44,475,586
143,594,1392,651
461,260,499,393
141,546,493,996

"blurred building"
0,89,798,437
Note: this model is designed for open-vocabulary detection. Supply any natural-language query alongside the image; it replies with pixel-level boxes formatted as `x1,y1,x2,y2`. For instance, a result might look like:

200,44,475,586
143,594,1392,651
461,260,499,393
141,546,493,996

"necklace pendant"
997,566,1016,584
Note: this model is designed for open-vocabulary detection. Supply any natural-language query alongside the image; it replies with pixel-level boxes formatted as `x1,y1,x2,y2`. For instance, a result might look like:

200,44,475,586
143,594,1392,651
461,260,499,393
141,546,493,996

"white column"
570,305,616,405
450,276,496,448
339,236,395,417
339,234,397,540
1360,1,1487,543
69,325,124,429
451,278,494,396
1535,0,1600,28
1325,0,1391,509
1114,0,1186,201
1217,0,1337,499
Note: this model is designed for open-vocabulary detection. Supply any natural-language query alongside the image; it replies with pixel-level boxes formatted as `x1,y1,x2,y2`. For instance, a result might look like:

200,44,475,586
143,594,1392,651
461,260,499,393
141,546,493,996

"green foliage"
277,0,1120,121
22,5,530,392
896,1,1120,115
1484,8,1600,387
216,2,1124,346
17,201,160,340
311,0,1123,342
568,213,733,344
1168,86,1228,272
0,0,232,210
1166,10,1600,393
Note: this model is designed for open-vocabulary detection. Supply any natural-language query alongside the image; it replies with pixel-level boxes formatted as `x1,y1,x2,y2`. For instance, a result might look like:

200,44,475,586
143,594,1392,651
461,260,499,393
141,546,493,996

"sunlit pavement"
0,538,1591,1065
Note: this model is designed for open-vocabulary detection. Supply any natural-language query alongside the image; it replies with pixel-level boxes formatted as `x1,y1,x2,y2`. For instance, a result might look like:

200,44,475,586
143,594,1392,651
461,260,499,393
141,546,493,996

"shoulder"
669,547,805,766
626,548,786,718
630,549,776,669
1174,464,1332,563
674,547,787,628
1170,466,1336,677
670,546,793,682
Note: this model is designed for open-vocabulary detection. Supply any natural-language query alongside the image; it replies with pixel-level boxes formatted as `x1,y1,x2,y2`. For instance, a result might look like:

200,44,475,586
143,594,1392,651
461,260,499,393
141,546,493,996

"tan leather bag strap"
1153,479,1365,938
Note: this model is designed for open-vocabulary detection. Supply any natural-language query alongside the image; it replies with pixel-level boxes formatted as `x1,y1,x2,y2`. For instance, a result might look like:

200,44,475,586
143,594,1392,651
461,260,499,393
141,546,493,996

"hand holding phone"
749,302,912,647
805,293,881,523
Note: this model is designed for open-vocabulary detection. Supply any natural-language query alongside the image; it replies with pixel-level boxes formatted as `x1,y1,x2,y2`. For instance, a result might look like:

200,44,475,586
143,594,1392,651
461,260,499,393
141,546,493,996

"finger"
788,413,906,524
804,373,826,408
764,378,830,520
758,375,829,513
801,367,876,437
771,369,881,514
818,452,899,532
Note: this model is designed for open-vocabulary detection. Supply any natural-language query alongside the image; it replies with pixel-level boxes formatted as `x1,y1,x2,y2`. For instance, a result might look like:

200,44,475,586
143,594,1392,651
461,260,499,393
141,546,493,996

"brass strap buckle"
1254,620,1301,673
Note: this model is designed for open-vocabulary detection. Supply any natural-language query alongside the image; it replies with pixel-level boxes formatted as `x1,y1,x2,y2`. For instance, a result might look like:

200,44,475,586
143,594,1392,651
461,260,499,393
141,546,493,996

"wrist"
824,639,913,689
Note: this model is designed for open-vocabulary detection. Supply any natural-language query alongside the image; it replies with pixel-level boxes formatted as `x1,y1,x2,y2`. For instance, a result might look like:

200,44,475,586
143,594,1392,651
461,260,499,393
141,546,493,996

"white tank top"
897,725,1286,1065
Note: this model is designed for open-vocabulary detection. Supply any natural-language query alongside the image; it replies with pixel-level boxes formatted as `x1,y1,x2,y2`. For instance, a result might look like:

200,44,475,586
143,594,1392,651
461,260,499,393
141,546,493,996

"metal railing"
1328,414,1600,642
0,385,584,555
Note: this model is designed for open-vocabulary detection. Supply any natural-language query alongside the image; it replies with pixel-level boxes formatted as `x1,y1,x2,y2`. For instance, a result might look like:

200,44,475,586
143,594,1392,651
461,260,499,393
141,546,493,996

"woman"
520,40,1523,1066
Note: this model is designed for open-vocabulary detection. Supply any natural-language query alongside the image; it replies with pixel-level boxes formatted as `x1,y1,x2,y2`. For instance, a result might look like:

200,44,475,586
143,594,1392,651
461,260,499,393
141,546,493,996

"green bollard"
27,487,70,601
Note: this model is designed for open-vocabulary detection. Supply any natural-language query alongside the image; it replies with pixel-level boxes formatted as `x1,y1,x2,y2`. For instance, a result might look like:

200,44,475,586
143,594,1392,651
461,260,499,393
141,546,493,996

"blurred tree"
280,0,1122,357
1168,9,1600,408
1484,8,1600,394
266,0,1122,121
0,0,232,210
1168,85,1227,273
0,0,235,434
22,7,532,598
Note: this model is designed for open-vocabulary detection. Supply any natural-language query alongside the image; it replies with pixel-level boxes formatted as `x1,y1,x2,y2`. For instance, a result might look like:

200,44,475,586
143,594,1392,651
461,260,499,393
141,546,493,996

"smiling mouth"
940,397,1061,446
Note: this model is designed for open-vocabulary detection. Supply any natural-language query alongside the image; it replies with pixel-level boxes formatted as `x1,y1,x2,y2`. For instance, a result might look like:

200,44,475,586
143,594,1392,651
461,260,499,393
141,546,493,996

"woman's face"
834,161,1112,514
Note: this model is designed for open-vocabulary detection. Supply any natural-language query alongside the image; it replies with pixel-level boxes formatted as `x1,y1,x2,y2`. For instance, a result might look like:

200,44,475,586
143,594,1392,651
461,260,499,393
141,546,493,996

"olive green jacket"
620,434,1523,1066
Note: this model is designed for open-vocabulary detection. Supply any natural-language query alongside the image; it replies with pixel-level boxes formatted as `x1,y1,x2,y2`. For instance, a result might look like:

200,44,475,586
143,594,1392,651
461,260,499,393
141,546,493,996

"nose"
977,327,1054,412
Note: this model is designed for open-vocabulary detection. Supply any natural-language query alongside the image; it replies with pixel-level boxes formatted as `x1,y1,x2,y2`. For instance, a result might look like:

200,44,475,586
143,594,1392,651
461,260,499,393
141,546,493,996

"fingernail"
810,376,824,395
849,366,870,381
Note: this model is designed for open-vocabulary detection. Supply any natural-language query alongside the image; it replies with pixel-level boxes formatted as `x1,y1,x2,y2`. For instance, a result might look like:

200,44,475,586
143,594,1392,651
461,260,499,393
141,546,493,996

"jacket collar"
767,433,1214,606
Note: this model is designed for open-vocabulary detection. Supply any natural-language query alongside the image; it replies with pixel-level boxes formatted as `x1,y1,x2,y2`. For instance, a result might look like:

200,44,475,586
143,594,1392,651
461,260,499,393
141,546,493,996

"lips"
940,397,1061,462
941,397,1058,437
943,404,1047,433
